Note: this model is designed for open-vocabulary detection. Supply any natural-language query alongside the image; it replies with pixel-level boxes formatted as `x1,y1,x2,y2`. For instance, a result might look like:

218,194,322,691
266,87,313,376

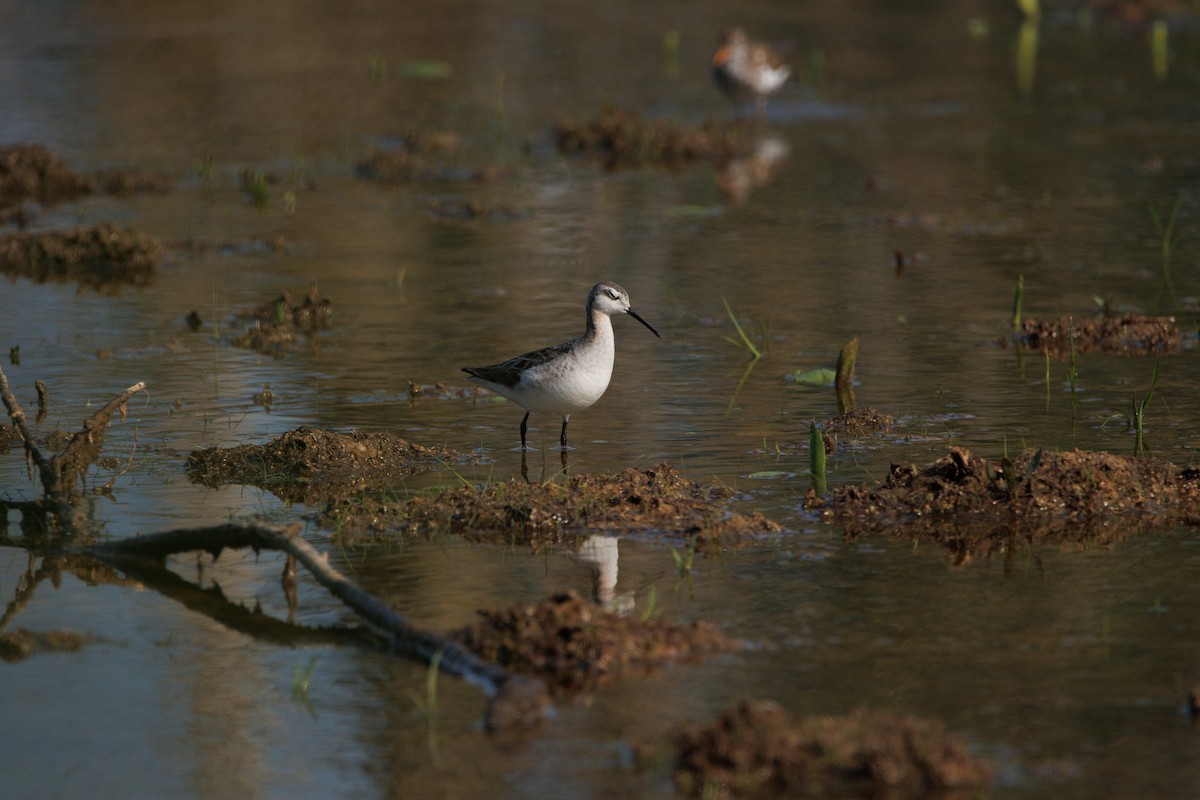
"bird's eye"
606,289,619,299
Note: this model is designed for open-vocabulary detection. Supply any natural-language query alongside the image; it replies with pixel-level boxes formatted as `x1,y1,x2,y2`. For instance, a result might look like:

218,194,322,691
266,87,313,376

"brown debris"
228,287,333,357
0,224,163,289
97,169,174,196
1017,314,1182,355
819,407,896,451
824,447,1200,557
668,700,992,799
0,145,173,225
0,144,93,209
323,462,782,545
0,628,94,662
555,107,743,171
355,130,473,185
462,590,734,695
186,426,473,502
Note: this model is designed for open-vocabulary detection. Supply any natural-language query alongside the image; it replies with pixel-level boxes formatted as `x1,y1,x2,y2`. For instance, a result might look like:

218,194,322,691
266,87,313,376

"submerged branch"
0,364,145,530
89,520,549,729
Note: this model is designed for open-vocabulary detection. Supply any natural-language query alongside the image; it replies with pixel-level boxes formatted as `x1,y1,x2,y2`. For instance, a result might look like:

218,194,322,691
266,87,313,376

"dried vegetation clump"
463,590,734,695
555,107,743,170
0,144,173,227
324,462,782,546
1015,314,1182,355
825,447,1200,556
0,629,95,663
227,287,334,357
668,700,992,799
819,407,897,451
0,144,93,209
0,224,164,288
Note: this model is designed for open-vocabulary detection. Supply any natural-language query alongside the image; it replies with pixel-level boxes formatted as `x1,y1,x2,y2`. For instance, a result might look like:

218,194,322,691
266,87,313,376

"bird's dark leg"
560,416,570,449
520,411,530,451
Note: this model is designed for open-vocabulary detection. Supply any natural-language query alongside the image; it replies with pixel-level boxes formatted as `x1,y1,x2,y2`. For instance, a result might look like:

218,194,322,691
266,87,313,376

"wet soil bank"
324,461,783,547
821,447,1200,558
0,224,164,289
555,107,744,171
659,699,992,799
461,590,733,696
187,428,782,547
186,426,471,502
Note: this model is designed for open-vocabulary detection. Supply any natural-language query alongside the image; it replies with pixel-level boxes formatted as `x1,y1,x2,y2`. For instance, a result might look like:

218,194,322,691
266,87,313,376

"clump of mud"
819,408,897,451
0,145,174,228
1014,314,1182,355
356,130,504,185
0,628,95,663
666,700,992,799
227,287,333,357
555,107,743,170
462,590,734,695
96,169,173,196
0,224,164,289
823,447,1200,556
187,426,474,502
0,144,93,209
324,462,782,546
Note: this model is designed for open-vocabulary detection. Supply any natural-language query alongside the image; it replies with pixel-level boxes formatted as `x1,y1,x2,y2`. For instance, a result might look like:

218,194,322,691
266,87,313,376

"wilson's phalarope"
711,27,791,116
462,281,660,450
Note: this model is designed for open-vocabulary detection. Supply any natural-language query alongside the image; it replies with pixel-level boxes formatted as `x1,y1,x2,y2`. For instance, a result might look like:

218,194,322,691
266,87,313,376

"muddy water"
2,1,1200,797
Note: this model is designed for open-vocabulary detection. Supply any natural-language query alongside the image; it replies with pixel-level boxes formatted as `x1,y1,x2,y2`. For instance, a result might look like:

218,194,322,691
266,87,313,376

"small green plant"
1011,274,1024,331
671,534,698,577
408,648,443,716
721,296,763,360
1066,316,1078,393
802,48,826,90
1149,192,1182,304
1043,346,1051,410
640,585,658,622
809,421,827,496
1151,19,1169,80
291,656,318,705
662,30,681,77
835,336,859,413
194,152,216,201
370,54,388,81
241,169,270,212
1131,361,1160,457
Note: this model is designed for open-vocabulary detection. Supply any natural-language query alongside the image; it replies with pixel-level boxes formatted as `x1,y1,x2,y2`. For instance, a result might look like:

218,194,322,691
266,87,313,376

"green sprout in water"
1011,273,1024,332
370,54,388,81
1148,192,1182,306
241,169,270,212
640,585,658,622
1131,361,1160,457
291,656,318,708
721,295,763,360
671,534,698,577
809,421,827,496
835,336,859,414
1151,19,1169,80
1067,316,1078,393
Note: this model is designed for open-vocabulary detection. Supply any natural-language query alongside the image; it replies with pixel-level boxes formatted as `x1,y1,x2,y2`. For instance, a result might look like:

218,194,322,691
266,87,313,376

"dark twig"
0,364,145,529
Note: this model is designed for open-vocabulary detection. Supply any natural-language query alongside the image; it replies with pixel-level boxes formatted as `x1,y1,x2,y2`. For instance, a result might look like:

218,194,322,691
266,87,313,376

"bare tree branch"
90,520,550,729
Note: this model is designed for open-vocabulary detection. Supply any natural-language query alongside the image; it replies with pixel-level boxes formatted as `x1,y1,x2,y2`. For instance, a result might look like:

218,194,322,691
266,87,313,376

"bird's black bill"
627,309,661,338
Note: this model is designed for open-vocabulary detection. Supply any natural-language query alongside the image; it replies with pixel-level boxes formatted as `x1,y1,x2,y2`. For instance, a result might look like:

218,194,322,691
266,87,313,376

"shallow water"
2,1,1200,797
